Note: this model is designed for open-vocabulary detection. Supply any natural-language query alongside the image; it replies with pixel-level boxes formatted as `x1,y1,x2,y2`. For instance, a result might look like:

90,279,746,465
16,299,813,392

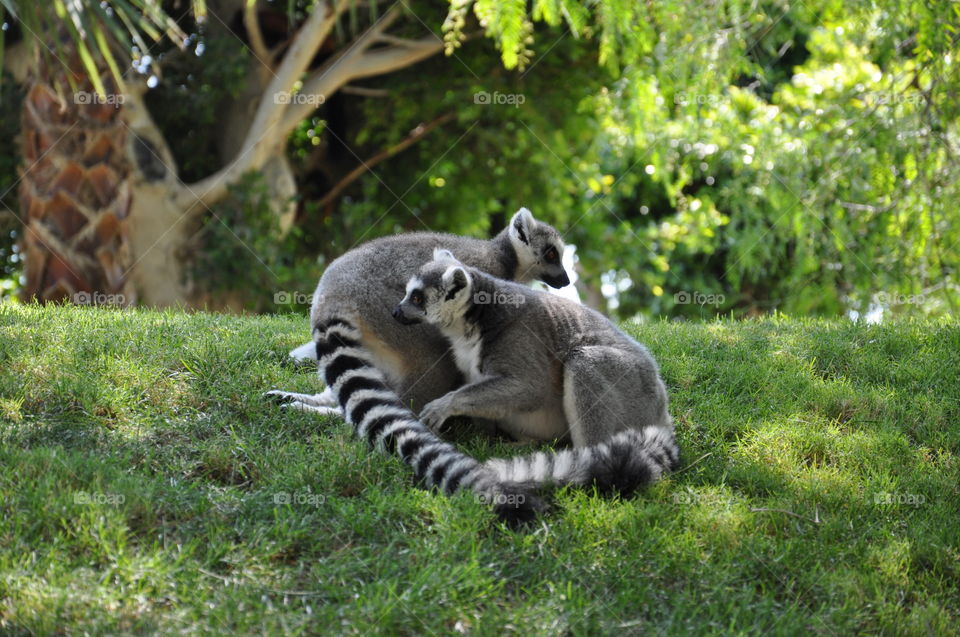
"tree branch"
243,0,273,67
180,2,445,211
375,33,429,47
279,34,444,133
340,85,391,97
349,37,446,80
316,112,454,209
181,0,349,210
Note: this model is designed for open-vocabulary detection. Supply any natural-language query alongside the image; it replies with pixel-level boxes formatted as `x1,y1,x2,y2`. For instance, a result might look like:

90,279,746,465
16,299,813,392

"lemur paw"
419,399,451,434
264,389,300,404
265,389,338,408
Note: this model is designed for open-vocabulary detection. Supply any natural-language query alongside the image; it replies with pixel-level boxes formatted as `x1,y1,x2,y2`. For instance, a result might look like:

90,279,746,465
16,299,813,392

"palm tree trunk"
14,1,445,308
19,49,135,306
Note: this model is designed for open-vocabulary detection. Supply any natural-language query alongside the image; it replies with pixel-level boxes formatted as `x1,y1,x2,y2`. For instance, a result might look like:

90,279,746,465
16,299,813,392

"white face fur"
507,208,569,287
395,249,473,329
509,207,539,277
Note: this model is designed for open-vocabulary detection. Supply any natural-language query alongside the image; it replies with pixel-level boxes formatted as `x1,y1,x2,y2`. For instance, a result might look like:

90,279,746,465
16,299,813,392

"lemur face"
508,207,570,289
393,250,472,328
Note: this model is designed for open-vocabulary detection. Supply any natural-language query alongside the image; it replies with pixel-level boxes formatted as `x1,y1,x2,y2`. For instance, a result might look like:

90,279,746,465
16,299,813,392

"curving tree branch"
178,1,446,213
316,112,455,209
180,0,350,209
243,0,273,67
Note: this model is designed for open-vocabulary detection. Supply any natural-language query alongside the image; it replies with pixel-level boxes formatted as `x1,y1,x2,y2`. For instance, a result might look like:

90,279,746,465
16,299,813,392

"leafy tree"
309,0,959,319
0,0,204,304
590,0,960,318
0,2,503,303
1,0,957,319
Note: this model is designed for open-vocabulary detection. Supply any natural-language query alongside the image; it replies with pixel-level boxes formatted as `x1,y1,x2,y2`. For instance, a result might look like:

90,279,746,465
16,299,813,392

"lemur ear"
433,247,459,263
442,266,470,300
509,207,536,245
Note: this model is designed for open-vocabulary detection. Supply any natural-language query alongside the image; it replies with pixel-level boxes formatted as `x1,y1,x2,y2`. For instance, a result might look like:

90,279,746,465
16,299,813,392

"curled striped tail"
484,427,679,495
314,318,545,525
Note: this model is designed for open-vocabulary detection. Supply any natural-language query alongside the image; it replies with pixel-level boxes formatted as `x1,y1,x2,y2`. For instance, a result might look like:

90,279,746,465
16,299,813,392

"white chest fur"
448,331,484,383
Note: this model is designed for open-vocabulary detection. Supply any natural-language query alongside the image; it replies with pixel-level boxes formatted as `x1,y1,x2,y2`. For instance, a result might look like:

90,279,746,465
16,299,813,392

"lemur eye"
411,291,424,307
544,247,559,263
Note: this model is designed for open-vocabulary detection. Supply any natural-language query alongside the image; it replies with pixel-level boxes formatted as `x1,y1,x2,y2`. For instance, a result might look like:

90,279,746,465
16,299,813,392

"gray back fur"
310,209,568,410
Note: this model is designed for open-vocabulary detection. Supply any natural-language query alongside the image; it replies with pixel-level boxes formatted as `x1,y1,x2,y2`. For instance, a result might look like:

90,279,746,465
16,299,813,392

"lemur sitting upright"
392,249,679,497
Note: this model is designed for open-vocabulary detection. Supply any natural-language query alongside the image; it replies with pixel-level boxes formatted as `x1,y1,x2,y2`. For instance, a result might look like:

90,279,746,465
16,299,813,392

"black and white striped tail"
484,427,679,495
314,318,544,525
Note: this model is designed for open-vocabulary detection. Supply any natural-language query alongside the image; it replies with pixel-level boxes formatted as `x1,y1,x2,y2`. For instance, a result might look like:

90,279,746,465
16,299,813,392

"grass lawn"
0,302,958,635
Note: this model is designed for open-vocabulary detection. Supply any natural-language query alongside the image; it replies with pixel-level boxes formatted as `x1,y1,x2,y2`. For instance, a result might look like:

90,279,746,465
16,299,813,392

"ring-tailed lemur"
313,317,545,525
268,208,569,416
392,249,679,495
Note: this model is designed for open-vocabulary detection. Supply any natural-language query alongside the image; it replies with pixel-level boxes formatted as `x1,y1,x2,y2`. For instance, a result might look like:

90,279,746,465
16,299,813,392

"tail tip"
489,484,547,528
593,428,680,496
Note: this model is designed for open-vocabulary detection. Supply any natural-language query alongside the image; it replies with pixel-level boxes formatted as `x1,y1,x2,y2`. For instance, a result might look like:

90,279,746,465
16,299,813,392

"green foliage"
444,0,643,71
306,26,604,262
471,0,534,69
2,304,959,632
2,0,957,319
0,0,204,95
582,1,960,318
325,0,959,320
145,30,250,183
189,173,318,314
0,72,22,299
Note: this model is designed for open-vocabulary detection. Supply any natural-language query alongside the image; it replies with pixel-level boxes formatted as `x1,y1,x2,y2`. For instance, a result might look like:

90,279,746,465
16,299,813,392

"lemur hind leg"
282,401,342,416
562,346,671,447
288,341,318,362
264,387,338,407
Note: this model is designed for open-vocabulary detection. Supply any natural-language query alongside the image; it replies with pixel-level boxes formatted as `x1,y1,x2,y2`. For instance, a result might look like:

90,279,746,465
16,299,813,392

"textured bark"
121,83,193,307
16,1,447,307
19,56,135,306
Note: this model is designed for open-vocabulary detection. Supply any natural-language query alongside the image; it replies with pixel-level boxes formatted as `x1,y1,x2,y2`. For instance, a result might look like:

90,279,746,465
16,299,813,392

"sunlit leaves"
473,0,533,69
531,0,562,27
5,0,202,95
579,0,959,318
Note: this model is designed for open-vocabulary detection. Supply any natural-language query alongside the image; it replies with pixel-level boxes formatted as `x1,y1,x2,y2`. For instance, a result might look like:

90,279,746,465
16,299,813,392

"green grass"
1,302,958,635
